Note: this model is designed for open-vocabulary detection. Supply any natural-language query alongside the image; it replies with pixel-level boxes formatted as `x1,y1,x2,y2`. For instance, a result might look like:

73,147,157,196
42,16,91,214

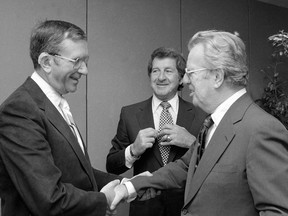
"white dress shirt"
31,72,85,153
31,72,62,113
207,88,247,146
124,93,179,168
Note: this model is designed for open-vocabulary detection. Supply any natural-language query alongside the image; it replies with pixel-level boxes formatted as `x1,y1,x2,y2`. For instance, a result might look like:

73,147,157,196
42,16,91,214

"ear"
213,69,225,88
38,52,52,73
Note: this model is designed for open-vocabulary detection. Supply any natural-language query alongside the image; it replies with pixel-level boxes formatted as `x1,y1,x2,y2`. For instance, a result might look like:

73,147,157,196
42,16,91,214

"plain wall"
181,0,249,100
0,1,288,216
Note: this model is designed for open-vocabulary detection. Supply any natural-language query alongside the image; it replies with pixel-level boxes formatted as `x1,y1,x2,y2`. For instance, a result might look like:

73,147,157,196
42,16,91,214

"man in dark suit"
111,30,288,215
0,20,122,216
106,47,205,216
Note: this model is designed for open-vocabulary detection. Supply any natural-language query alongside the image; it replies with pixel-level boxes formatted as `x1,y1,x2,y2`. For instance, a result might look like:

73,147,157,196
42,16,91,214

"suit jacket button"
182,209,188,215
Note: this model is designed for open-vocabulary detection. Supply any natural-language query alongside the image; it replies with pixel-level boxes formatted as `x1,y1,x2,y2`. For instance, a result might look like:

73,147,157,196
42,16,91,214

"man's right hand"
110,184,129,210
131,128,158,156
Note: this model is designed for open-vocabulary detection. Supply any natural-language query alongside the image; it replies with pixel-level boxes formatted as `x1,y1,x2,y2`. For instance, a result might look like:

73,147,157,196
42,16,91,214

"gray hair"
188,30,248,87
30,20,87,69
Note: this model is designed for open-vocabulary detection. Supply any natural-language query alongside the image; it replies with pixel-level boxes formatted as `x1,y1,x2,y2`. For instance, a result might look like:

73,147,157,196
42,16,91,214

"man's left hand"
158,124,196,148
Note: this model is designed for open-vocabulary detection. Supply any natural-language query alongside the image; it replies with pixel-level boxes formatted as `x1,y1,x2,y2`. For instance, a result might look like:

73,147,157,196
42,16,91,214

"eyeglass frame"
185,68,211,74
185,67,220,77
48,53,88,69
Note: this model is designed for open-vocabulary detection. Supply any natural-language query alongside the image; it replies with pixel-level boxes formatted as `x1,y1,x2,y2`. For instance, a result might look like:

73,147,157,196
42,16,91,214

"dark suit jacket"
131,93,288,216
106,97,205,216
0,77,120,216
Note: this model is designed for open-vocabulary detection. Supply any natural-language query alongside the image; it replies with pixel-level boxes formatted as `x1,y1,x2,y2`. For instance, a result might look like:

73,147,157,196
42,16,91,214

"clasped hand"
101,171,160,212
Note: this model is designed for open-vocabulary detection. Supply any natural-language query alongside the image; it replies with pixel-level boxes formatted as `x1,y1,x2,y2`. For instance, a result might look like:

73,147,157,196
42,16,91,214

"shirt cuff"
125,145,138,168
123,181,137,202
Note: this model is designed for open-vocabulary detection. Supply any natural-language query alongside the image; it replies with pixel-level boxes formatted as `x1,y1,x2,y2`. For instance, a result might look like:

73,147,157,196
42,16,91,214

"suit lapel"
45,103,88,161
45,98,97,189
136,98,164,166
25,77,97,189
183,93,252,206
168,97,196,162
184,119,235,205
136,98,155,129
136,97,197,166
176,97,196,128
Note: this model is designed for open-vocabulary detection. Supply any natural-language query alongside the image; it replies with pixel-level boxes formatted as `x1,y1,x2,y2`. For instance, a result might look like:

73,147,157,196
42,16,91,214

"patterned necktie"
157,101,173,166
59,98,85,154
196,114,214,165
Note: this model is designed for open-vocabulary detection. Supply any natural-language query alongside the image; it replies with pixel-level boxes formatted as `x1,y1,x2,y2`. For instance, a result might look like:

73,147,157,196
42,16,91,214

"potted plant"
255,30,288,129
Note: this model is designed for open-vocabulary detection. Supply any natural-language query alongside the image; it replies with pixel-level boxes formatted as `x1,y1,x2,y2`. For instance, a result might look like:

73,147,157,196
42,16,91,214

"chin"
68,87,77,93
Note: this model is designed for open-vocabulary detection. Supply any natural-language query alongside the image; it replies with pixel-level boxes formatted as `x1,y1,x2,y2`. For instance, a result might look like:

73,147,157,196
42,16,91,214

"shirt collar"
152,93,179,114
211,88,247,127
31,71,62,108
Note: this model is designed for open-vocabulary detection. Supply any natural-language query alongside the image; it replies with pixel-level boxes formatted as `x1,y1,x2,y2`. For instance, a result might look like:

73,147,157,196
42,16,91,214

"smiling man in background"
106,47,205,216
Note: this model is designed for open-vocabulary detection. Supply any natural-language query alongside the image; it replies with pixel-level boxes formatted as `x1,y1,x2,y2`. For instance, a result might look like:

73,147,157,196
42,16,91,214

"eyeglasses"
49,53,88,69
185,68,220,78
185,68,210,75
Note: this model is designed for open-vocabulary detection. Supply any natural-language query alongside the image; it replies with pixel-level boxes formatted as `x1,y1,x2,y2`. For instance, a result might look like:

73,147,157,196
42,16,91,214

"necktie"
196,114,214,165
157,101,173,166
59,98,85,154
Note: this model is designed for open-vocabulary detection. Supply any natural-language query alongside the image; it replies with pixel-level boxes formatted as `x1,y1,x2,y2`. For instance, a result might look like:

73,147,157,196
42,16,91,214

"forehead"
152,57,177,68
187,44,206,68
59,39,88,56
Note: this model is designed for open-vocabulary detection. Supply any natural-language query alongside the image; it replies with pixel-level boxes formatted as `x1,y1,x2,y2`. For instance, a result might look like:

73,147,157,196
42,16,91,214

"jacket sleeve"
0,97,108,216
247,116,288,215
106,107,131,174
93,168,122,190
130,143,194,193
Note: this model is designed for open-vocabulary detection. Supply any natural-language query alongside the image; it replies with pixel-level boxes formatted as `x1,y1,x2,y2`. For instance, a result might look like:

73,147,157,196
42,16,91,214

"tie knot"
203,115,214,129
160,101,171,110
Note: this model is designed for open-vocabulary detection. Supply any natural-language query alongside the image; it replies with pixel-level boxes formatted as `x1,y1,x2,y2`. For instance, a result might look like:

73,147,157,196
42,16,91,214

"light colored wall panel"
0,0,87,140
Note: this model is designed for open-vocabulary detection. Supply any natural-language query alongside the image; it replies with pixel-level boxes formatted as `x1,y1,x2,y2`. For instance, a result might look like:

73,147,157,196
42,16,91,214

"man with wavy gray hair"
110,30,288,216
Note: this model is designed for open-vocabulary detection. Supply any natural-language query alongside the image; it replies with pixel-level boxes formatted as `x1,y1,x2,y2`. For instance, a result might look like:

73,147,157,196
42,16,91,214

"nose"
78,62,88,75
183,73,190,84
158,71,166,80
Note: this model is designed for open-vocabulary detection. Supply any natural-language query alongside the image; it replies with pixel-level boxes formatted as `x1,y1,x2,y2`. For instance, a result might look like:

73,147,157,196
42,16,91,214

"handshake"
100,171,160,215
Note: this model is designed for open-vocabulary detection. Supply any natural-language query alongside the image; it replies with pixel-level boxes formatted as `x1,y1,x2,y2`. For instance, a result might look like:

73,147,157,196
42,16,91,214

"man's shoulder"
122,98,152,111
0,78,43,114
179,96,194,106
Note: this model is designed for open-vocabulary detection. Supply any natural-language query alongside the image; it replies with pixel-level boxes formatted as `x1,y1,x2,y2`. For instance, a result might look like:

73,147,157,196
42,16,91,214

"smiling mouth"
71,74,81,80
157,83,169,86
70,77,79,83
